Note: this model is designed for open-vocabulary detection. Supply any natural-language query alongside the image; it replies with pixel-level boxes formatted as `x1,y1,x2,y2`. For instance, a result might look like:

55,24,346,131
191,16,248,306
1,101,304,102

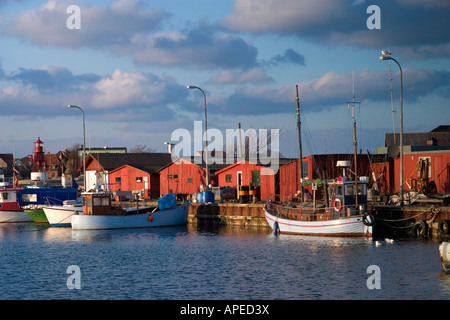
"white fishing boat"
265,182,373,237
0,187,33,223
43,200,83,226
264,84,373,237
71,192,189,230
440,242,450,273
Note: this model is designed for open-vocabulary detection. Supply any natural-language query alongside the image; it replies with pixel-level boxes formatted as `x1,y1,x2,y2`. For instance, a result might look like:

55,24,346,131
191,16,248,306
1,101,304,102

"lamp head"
381,50,391,56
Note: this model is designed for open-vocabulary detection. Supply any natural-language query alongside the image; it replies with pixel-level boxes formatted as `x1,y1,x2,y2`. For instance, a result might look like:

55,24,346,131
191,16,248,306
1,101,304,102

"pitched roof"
89,153,172,173
385,132,450,147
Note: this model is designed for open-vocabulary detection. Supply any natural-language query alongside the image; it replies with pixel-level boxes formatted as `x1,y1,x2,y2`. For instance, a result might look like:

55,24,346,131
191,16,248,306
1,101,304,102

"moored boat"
43,200,83,226
19,187,78,224
24,207,47,224
0,188,33,223
265,177,374,237
264,84,373,237
71,192,189,230
440,242,450,273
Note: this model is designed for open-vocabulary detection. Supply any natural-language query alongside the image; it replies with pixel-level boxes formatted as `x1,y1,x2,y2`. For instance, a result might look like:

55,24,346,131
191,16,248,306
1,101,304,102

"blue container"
158,193,177,210
201,190,214,203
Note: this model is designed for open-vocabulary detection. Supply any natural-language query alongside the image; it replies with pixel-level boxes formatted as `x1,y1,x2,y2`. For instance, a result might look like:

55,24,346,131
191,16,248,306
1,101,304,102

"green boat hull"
25,209,48,224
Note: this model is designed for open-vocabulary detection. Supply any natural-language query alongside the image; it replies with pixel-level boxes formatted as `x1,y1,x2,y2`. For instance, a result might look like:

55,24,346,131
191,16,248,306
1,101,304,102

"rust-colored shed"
108,165,161,199
158,158,207,196
393,149,450,194
215,160,276,201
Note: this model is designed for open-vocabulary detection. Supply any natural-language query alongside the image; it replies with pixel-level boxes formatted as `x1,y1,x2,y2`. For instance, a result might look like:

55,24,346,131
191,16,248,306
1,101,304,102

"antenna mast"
296,85,303,202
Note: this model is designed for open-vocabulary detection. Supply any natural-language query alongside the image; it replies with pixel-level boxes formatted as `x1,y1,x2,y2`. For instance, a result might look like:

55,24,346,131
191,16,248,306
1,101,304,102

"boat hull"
25,209,48,224
0,210,34,223
264,209,372,237
43,205,83,226
72,203,189,230
440,242,450,273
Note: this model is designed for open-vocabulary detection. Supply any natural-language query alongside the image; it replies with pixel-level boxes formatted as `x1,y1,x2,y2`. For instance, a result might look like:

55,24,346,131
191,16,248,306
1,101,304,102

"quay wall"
371,204,450,239
188,203,270,228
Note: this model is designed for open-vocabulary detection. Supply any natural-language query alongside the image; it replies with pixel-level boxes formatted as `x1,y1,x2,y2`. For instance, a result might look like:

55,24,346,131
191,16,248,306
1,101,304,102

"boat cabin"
328,177,368,214
0,188,23,212
82,192,124,216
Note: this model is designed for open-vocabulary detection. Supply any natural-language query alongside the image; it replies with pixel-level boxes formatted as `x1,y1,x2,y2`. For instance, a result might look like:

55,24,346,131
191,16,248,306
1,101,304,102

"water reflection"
1,222,449,299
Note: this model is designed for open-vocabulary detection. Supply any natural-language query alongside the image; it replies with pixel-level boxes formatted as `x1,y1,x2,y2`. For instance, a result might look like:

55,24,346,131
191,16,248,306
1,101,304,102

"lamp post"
187,85,209,188
379,51,403,206
68,105,86,191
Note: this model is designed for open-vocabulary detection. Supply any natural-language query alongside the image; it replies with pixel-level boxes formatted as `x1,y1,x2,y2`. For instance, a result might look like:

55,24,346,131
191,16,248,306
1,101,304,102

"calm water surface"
0,223,449,300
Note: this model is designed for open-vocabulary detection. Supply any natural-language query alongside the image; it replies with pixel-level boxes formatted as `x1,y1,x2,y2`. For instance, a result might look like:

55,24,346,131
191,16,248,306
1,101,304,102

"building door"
252,171,260,186
237,171,242,199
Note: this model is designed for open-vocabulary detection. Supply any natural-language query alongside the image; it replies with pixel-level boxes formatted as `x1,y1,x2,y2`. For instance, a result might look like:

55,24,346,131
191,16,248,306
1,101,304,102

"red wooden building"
372,126,450,195
84,153,172,197
215,160,276,201
158,158,207,196
108,165,161,199
372,149,450,195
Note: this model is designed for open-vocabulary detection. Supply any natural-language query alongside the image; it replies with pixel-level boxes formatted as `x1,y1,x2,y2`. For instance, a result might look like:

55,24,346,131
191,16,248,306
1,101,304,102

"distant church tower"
32,137,46,172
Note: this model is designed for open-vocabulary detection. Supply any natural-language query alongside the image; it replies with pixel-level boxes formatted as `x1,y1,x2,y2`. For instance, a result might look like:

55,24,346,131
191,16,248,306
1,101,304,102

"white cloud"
4,0,169,48
209,68,273,85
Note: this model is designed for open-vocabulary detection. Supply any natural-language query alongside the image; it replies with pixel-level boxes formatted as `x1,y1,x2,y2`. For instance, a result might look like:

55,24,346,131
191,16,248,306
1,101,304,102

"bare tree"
59,143,81,177
129,144,155,153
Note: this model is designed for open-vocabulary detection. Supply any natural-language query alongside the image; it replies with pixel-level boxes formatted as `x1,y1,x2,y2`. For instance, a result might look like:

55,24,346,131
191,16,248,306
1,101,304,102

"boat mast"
296,85,303,202
350,72,359,209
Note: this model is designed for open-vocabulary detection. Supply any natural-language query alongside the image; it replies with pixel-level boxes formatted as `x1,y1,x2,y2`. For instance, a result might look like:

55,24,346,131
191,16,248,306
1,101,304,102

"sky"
0,0,449,159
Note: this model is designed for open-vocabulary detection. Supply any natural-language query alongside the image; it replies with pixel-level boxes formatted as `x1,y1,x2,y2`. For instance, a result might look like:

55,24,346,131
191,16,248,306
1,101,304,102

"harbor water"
0,223,449,301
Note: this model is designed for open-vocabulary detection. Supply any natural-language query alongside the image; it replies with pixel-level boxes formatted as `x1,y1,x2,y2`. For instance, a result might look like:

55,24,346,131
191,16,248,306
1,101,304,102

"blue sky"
0,0,449,159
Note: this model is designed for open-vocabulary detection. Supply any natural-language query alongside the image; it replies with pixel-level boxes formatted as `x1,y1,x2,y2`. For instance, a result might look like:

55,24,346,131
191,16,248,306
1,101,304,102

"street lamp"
68,105,86,191
379,51,403,206
187,85,209,188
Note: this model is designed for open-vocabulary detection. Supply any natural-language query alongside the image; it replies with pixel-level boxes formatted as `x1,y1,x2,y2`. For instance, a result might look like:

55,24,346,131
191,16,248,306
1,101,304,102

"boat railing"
265,194,361,221
44,196,67,206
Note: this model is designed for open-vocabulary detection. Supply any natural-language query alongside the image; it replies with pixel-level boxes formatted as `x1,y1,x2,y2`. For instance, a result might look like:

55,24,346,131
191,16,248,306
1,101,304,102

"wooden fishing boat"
0,188,33,223
264,84,373,237
265,177,374,237
71,192,189,230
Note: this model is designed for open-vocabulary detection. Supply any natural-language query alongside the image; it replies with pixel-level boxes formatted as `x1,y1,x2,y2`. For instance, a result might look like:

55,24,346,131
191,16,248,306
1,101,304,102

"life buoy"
333,198,342,212
148,215,153,222
362,213,375,227
438,220,450,235
413,220,428,238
